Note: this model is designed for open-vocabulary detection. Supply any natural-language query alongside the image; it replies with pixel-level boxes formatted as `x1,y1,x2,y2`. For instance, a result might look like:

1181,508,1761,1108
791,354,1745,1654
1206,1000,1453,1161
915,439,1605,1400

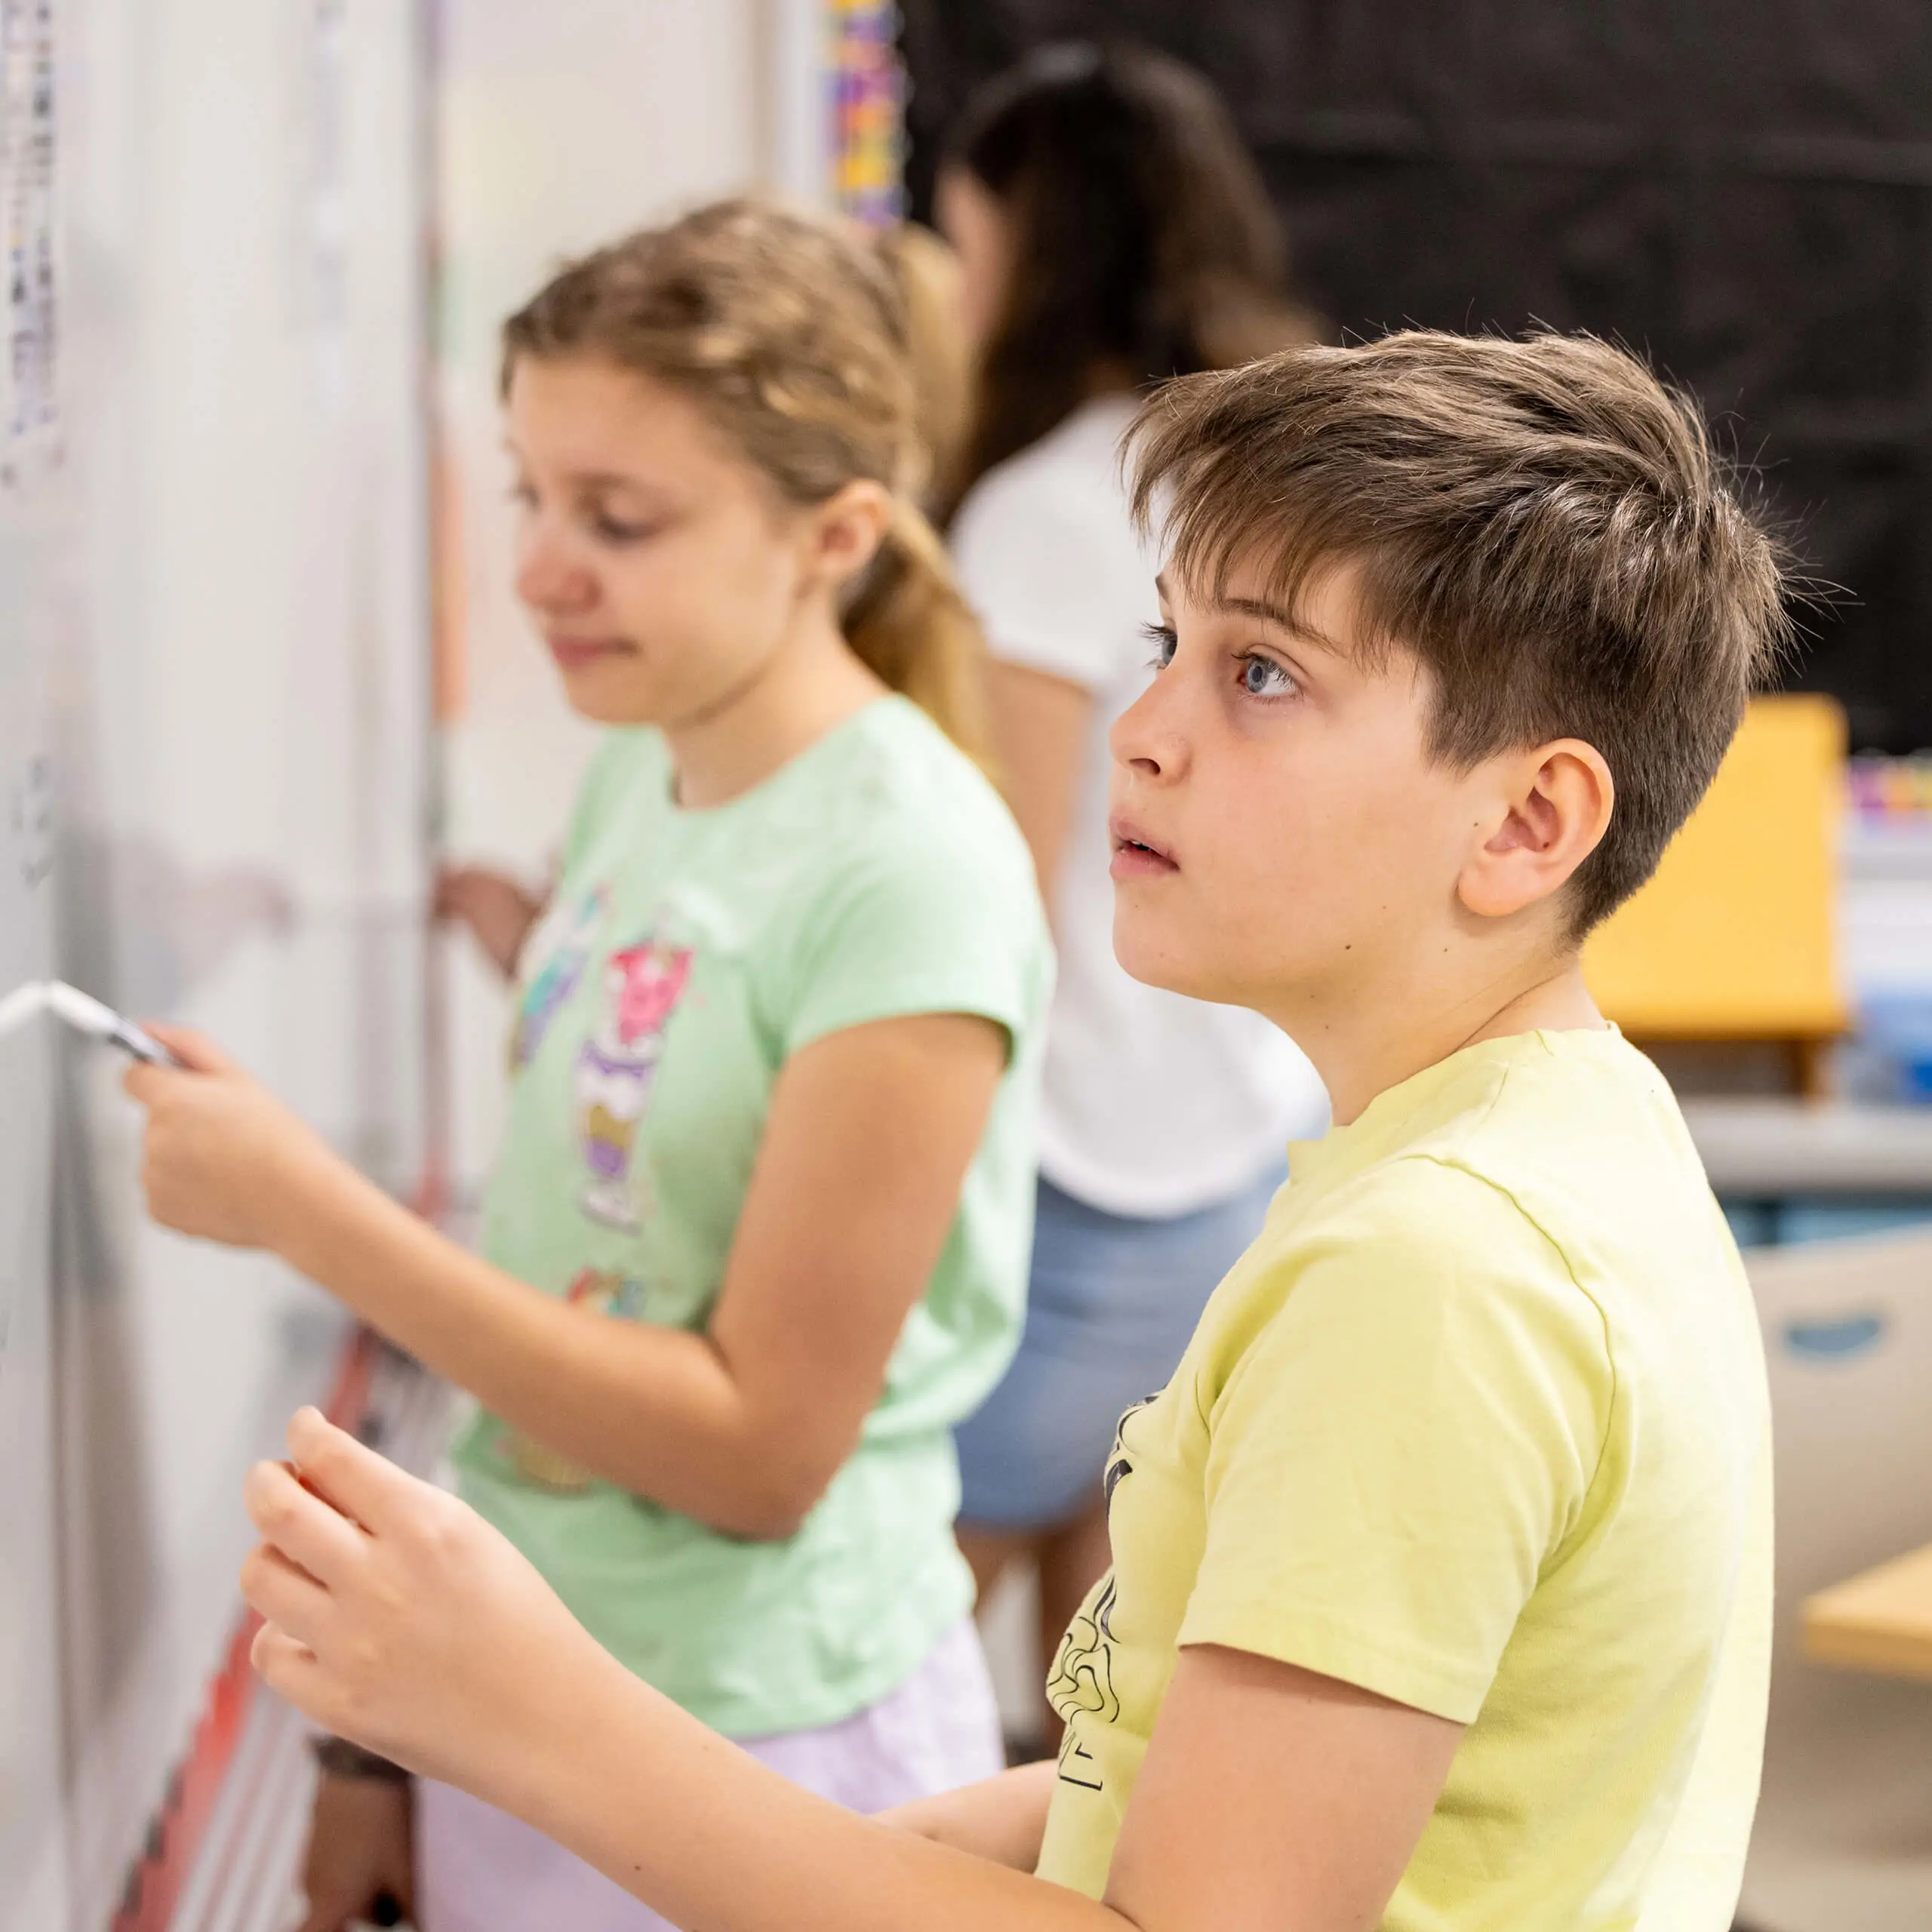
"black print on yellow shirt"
1103,1391,1160,1517
1056,1724,1105,1792
1048,1576,1120,1790
1048,1396,1159,1792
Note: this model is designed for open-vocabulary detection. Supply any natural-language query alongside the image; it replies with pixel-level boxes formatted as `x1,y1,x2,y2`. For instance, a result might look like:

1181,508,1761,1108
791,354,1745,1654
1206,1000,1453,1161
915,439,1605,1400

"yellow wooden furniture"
1583,694,1849,1088
1804,1543,1932,1683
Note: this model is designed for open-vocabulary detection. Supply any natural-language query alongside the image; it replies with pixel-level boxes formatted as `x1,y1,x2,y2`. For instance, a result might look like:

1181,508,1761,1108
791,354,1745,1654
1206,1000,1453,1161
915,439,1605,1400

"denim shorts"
954,1165,1284,1532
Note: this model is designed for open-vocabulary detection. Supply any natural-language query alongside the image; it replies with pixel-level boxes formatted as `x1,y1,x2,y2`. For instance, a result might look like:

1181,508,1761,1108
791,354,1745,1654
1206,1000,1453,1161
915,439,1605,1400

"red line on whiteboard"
109,1327,382,1932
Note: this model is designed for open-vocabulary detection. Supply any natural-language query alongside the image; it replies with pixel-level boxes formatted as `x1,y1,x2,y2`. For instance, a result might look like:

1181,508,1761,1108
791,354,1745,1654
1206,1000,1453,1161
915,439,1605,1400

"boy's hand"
242,1407,606,1804
123,1026,343,1251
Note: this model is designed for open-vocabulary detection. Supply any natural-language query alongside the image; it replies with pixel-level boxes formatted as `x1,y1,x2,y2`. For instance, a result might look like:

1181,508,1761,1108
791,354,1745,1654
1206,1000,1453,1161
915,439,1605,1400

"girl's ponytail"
502,200,994,768
844,495,992,771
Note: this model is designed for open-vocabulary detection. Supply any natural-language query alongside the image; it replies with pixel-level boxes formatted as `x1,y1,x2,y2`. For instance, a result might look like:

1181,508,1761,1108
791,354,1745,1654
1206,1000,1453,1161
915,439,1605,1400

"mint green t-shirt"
453,697,1051,1737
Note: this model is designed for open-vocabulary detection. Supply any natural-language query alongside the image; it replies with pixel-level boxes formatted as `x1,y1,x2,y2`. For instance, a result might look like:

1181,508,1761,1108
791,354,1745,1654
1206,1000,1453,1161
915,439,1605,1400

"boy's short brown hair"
1126,330,1792,934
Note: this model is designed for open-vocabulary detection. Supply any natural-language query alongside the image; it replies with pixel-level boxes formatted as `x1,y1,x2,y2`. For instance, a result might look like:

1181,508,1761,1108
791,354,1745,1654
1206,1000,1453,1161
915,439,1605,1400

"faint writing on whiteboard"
0,0,56,465
11,752,50,886
288,0,349,416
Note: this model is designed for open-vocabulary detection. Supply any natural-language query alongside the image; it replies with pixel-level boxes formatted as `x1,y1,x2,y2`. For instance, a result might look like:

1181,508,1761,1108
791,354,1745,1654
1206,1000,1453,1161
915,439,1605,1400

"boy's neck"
1294,955,1607,1129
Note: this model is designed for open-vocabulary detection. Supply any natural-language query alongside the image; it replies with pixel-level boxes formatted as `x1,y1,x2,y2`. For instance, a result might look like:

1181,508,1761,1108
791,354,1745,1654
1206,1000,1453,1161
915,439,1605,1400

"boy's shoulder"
1408,1029,1733,1286
1232,1029,1745,1398
1190,1025,1757,1507
1305,1028,1713,1243
1249,1137,1604,1358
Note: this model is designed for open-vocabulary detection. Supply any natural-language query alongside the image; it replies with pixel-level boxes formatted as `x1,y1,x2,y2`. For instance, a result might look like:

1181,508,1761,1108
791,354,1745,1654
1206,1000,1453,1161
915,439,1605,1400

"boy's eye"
1141,621,1178,669
1238,653,1297,699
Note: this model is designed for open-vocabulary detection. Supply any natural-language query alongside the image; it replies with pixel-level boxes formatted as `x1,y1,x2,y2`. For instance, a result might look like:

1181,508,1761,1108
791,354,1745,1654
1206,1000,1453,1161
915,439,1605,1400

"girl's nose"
514,523,599,614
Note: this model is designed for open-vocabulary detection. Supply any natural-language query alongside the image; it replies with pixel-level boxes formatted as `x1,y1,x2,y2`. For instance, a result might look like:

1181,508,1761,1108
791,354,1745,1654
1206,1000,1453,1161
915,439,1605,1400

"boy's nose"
1109,676,1191,782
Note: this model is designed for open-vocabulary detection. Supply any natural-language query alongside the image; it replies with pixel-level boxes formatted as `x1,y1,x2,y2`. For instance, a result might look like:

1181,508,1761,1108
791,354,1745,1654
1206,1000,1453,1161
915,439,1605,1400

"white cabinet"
1742,1232,1932,1931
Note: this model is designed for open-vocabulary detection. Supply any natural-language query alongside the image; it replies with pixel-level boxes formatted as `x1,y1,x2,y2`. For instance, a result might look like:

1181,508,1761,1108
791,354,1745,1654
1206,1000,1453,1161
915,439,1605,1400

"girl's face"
506,356,820,728
934,165,1013,357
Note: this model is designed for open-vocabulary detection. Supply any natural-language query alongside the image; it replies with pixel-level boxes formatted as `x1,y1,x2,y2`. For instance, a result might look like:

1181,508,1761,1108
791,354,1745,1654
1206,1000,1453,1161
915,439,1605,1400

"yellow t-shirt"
1038,1029,1773,1930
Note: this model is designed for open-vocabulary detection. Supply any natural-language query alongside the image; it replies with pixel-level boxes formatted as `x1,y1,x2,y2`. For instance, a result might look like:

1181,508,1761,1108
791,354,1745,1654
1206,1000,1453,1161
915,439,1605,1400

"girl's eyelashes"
1141,620,1178,670
589,512,656,545
503,480,657,546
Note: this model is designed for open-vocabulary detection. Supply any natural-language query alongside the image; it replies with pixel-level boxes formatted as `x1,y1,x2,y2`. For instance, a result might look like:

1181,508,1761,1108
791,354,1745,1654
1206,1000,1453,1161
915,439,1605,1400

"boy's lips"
1109,814,1179,878
546,634,635,672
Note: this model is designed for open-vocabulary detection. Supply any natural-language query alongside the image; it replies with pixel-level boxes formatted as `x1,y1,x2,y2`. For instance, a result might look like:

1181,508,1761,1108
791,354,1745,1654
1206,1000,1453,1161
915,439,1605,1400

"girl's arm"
243,1411,1465,1932
126,1011,1004,1540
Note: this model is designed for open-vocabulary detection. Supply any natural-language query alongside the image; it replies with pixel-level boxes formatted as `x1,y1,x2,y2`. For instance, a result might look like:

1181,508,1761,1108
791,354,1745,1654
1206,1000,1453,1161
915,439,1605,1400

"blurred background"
3,5,1932,1930
906,3,1932,752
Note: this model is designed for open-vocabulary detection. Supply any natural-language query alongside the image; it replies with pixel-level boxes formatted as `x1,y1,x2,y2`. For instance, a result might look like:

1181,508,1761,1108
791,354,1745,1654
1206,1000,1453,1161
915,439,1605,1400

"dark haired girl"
937,43,1328,1727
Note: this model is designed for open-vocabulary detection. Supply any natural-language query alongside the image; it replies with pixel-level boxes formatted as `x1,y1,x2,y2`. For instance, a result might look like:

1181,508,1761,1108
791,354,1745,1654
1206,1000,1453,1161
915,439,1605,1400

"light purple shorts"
414,1616,1002,1932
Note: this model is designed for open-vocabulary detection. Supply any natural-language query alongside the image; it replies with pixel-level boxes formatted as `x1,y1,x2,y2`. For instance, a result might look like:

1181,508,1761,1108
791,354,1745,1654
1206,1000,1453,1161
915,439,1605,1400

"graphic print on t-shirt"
512,885,609,1070
500,1267,646,1491
1048,1574,1121,1791
1047,1393,1158,1790
575,936,694,1228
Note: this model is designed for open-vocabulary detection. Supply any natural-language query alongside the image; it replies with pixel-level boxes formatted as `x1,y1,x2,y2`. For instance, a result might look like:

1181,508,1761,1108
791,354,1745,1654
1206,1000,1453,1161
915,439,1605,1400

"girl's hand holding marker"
122,1026,344,1254
0,977,336,1264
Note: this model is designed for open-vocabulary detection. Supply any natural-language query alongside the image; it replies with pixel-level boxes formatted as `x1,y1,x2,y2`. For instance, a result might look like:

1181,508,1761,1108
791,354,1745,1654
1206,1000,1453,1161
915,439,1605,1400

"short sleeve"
1178,1159,1614,1724
949,466,1144,692
775,824,1047,1063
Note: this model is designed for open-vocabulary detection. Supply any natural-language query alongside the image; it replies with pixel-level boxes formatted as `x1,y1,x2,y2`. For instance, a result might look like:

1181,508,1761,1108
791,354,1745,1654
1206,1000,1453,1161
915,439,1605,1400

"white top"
951,396,1330,1218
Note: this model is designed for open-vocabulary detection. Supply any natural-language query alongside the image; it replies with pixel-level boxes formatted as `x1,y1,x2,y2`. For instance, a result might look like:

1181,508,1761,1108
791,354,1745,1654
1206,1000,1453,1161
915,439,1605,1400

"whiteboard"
1,513,66,1928
0,1,431,1927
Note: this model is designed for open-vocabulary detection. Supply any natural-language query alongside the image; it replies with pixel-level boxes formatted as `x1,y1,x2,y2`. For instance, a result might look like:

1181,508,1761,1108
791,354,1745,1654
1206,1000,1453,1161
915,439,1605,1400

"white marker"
45,983,180,1066
0,979,180,1065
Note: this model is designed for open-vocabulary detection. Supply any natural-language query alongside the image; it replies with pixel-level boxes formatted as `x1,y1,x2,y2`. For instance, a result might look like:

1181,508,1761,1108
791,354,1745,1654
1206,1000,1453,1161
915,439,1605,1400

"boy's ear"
1457,740,1614,925
804,478,892,592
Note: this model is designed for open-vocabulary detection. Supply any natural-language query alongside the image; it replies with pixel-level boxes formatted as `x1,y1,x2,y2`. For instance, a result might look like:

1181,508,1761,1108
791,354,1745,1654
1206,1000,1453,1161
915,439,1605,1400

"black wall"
903,2,1932,752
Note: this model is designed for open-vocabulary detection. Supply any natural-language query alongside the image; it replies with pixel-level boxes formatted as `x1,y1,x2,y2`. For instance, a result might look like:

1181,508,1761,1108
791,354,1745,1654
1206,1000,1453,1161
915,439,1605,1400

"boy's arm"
882,1761,1060,1869
243,1412,1464,1932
